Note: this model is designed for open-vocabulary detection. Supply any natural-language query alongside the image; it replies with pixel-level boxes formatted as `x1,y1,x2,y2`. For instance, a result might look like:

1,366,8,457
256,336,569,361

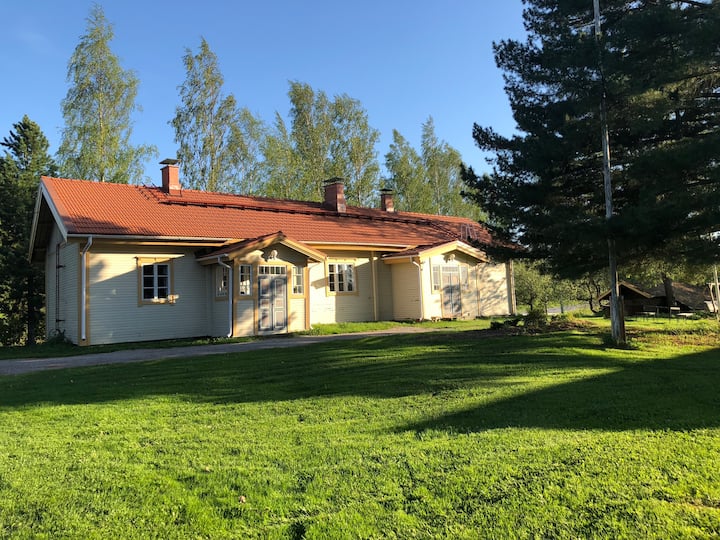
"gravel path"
0,328,434,377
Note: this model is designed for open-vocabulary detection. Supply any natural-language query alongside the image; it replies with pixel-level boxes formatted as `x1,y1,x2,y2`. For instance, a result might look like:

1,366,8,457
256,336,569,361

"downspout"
371,251,378,321
218,257,233,338
80,236,93,342
412,259,425,321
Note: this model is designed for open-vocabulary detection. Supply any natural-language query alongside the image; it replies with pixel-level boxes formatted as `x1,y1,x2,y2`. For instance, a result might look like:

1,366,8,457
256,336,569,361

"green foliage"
0,322,719,537
171,38,264,193
0,116,56,345
57,5,156,183
513,260,553,311
463,1,720,276
262,81,381,205
523,308,548,329
385,118,484,219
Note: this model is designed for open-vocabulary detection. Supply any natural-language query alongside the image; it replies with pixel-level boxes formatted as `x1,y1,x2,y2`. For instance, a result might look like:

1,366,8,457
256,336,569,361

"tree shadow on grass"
1,330,719,431
401,346,720,433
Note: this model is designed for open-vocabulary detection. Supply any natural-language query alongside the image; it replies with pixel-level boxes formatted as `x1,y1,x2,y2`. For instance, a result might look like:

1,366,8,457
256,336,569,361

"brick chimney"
160,158,181,196
323,178,346,213
380,188,395,212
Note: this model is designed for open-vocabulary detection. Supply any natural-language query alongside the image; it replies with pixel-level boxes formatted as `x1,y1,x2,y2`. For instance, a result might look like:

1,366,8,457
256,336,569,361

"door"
258,266,287,333
441,266,462,318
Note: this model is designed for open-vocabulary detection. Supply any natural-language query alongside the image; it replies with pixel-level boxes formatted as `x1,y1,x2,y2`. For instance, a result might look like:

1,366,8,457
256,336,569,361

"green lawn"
1,319,719,538
0,318,493,361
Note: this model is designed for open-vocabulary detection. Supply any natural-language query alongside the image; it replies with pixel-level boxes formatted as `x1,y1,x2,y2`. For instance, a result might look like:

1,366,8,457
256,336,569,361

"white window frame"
292,266,304,295
215,265,229,298
238,264,252,296
138,259,173,304
327,262,356,294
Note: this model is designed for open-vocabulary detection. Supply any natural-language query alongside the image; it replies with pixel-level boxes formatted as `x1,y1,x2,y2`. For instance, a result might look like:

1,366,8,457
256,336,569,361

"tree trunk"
661,273,675,309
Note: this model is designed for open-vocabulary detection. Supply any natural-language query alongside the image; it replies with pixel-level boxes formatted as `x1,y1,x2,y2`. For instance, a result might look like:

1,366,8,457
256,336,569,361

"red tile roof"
40,177,494,250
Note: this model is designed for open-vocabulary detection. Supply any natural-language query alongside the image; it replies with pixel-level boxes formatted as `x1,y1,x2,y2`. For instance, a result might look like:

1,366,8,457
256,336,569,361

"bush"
524,309,548,329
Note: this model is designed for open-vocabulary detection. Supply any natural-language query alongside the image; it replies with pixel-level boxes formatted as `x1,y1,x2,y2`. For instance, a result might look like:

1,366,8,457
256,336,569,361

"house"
28,162,516,346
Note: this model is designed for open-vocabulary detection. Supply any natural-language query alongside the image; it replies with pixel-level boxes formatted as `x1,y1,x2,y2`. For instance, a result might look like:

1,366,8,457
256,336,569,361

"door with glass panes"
258,266,287,333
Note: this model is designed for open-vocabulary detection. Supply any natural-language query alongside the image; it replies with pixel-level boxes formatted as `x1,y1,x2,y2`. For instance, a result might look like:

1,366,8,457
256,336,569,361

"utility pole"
594,0,626,344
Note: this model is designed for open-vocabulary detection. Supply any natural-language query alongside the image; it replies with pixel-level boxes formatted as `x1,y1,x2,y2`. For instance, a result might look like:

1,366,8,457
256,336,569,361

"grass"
0,318,719,538
0,335,257,361
0,318,497,361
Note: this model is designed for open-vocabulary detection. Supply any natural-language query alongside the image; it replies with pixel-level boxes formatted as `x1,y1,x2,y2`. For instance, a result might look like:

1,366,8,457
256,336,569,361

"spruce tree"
0,116,57,345
462,0,720,276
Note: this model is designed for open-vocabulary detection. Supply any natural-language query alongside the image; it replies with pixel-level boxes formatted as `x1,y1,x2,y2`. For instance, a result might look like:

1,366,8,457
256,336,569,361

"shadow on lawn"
402,345,720,433
1,330,719,431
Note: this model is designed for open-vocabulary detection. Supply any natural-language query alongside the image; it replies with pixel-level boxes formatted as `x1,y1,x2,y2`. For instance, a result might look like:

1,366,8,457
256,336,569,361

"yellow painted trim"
214,234,326,264
371,251,378,321
384,240,488,264
304,268,311,330
289,265,306,299
307,243,407,252
91,239,226,248
234,263,255,299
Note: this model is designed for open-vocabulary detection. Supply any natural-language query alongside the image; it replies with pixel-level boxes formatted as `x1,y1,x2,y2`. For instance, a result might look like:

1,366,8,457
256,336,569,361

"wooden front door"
258,266,287,333
441,266,462,318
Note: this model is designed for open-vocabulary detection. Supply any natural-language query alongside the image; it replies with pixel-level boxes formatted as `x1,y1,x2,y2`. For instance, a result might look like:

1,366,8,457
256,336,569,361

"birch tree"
171,38,264,193
57,5,156,183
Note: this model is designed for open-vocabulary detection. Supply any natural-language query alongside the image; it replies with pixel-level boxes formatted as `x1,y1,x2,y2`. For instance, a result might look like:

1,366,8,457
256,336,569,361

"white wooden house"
29,162,516,345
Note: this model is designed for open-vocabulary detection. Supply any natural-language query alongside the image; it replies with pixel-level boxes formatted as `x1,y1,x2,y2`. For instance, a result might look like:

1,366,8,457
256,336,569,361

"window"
292,266,304,295
216,266,229,297
431,265,441,292
238,265,252,295
142,263,170,301
328,263,355,293
460,266,469,290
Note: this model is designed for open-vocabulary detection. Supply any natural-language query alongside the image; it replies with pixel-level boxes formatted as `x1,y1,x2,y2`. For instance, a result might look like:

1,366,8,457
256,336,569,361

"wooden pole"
710,265,720,322
594,0,625,344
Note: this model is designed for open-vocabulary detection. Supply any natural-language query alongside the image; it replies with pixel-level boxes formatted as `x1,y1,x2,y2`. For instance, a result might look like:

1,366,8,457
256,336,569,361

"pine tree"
0,116,57,345
462,0,720,276
57,5,156,183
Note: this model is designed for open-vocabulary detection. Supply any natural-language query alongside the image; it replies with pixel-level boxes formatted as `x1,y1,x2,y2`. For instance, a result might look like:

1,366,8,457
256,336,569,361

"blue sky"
1,1,526,184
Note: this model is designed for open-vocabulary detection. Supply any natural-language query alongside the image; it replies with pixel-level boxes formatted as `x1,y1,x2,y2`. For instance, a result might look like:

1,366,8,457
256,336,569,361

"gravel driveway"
0,328,434,377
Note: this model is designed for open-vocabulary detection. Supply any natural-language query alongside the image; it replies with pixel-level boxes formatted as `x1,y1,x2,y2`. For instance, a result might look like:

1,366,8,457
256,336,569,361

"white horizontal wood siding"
233,300,255,337
308,250,374,325
391,262,421,321
209,268,231,337
422,253,512,320
86,247,210,345
376,256,394,320
288,297,306,332
45,227,79,342
476,262,512,316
